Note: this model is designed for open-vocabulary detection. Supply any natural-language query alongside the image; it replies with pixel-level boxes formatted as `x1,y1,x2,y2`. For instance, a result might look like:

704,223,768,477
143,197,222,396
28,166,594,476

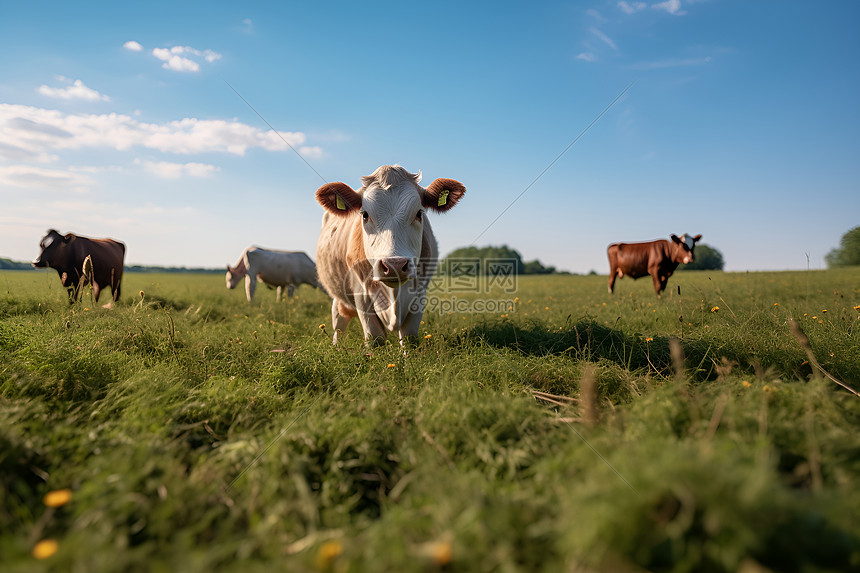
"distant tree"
522,259,556,275
0,257,33,270
442,245,524,275
679,244,724,271
825,226,860,268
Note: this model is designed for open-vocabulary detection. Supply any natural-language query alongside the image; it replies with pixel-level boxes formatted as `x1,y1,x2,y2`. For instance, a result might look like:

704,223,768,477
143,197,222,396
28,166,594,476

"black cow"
33,229,126,304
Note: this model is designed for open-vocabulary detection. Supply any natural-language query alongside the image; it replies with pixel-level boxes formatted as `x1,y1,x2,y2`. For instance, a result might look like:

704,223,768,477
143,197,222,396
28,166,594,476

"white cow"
315,165,465,345
226,247,320,302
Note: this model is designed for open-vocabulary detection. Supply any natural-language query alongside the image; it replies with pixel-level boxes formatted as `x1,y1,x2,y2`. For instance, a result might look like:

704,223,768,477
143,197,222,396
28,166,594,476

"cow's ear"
423,178,466,213
693,234,702,242
316,182,362,216
670,234,682,244
63,233,73,243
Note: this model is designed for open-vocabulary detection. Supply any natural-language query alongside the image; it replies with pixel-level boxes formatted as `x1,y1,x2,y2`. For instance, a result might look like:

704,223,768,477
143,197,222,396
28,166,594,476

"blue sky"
1,0,858,273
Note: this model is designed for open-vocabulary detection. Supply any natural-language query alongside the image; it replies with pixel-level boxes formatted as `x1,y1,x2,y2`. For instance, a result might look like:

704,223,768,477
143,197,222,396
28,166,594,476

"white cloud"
123,40,143,51
618,1,647,14
0,103,307,158
590,27,618,51
653,0,685,15
298,146,323,159
135,159,221,179
576,52,597,62
242,18,254,33
37,79,111,102
163,55,200,73
0,164,93,191
152,45,221,73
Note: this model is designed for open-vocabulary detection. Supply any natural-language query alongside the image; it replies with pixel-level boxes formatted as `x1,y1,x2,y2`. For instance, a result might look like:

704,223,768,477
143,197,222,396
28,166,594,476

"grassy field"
1,267,859,572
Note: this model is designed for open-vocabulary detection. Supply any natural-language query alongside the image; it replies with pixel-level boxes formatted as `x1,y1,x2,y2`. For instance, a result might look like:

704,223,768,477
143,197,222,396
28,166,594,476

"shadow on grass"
465,319,815,383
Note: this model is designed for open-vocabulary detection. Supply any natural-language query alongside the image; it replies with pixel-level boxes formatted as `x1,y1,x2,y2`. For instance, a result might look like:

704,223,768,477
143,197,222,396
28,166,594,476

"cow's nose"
380,257,409,276
377,257,411,285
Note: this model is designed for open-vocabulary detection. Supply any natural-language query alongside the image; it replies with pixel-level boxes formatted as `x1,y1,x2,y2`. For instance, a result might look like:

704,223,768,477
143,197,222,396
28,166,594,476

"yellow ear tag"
336,195,346,210
437,189,449,207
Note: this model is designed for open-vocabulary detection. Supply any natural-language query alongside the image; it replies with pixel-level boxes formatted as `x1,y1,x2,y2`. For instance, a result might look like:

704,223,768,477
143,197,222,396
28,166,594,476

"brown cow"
607,233,701,296
33,229,126,304
315,165,465,346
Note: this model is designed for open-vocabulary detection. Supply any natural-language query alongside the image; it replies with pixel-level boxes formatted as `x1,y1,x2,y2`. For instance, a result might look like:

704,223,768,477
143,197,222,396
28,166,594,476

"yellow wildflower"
32,539,59,559
431,541,452,566
710,306,719,313
742,381,752,388
424,334,432,339
387,364,396,368
43,489,72,508
645,337,653,343
315,540,343,569
318,324,325,329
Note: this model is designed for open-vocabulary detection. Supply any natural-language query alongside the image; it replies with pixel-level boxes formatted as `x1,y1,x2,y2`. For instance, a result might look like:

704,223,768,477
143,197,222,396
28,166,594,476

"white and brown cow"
226,247,320,302
607,233,702,297
315,165,465,345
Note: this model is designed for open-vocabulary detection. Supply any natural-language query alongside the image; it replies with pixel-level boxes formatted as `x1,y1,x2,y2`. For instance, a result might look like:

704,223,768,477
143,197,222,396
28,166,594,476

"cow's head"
33,229,69,268
316,165,465,288
225,266,242,290
670,233,702,264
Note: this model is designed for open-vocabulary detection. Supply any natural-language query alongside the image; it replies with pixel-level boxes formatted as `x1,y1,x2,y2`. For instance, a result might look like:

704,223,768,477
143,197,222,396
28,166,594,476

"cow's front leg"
287,284,296,299
331,300,353,345
650,271,663,297
275,285,284,302
355,298,387,347
398,296,425,346
245,274,257,302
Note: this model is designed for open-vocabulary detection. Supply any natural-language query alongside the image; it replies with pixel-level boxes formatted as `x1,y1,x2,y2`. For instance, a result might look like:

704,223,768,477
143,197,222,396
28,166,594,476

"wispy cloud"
590,27,618,51
37,79,111,102
0,103,306,159
618,1,647,15
123,40,143,52
298,146,323,159
653,0,686,15
630,56,711,70
586,9,606,22
576,52,597,63
0,164,94,191
241,18,254,34
135,159,221,179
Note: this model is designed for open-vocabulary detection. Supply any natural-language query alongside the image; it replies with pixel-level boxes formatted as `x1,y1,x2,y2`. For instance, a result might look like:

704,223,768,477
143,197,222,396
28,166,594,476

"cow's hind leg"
287,284,296,299
275,286,283,302
608,269,619,293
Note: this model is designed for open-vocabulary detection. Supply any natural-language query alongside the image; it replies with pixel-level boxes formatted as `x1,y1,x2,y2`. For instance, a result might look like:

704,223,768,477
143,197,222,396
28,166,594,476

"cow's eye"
362,211,369,223
415,210,423,222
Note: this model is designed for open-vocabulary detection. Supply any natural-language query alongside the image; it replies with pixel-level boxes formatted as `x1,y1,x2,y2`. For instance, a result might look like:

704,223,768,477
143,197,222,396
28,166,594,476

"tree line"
441,243,727,275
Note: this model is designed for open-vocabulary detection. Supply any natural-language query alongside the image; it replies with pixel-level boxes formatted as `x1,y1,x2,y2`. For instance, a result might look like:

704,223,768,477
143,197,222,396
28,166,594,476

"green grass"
1,268,859,572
